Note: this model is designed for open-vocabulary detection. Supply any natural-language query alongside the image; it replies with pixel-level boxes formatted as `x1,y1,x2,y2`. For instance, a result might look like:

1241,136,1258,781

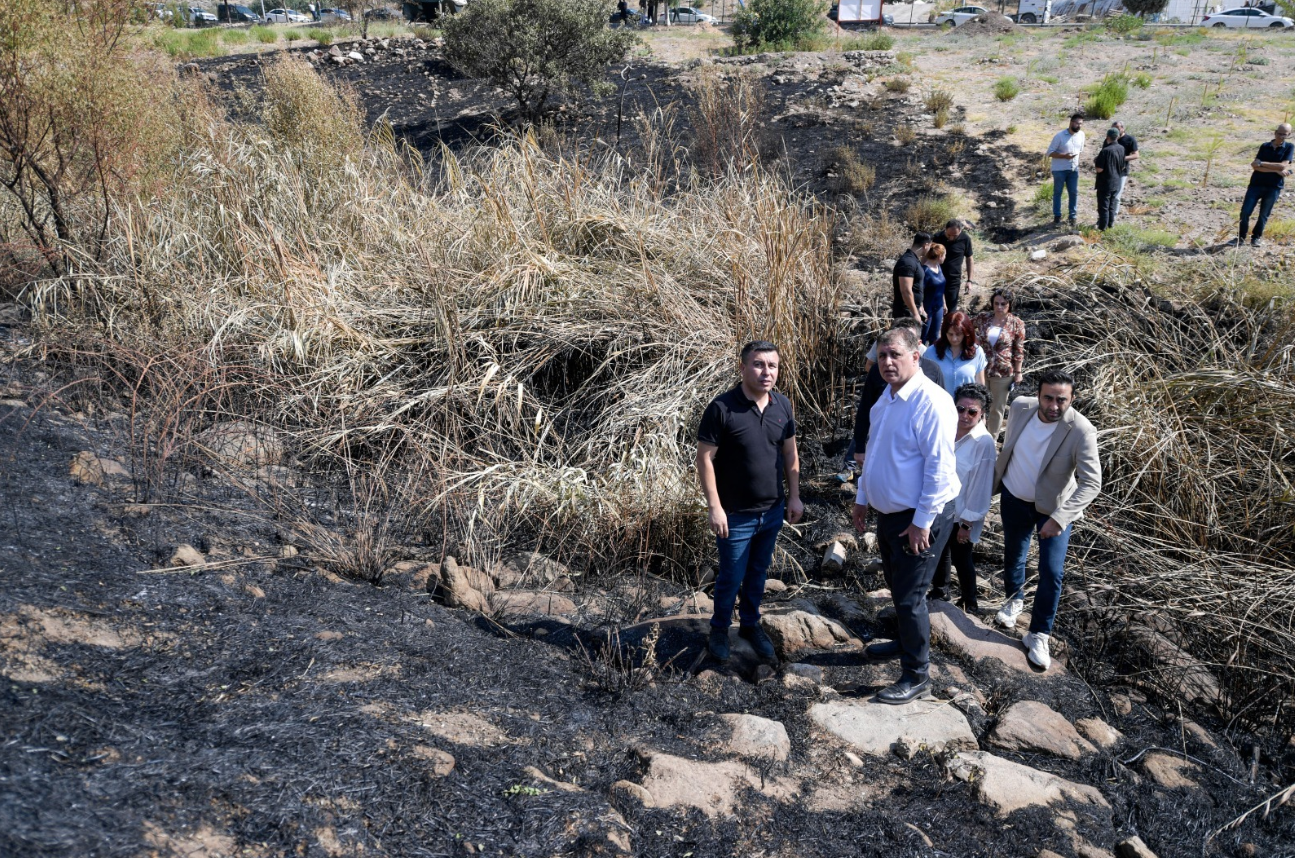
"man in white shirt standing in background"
1047,112,1086,228
851,327,960,705
993,369,1102,671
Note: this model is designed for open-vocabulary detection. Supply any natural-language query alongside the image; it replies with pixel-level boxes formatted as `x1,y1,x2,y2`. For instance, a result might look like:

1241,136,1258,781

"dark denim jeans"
1240,185,1282,241
1000,487,1073,635
921,302,945,346
710,501,784,630
875,505,955,682
1052,169,1079,221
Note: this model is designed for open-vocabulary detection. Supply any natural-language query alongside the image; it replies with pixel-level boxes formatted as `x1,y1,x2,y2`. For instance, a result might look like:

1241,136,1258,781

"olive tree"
443,0,636,123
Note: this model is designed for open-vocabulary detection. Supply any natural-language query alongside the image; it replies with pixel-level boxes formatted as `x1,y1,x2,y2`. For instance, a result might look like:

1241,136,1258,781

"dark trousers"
875,505,955,681
1096,185,1118,230
944,274,962,312
930,532,979,611
1240,185,1281,241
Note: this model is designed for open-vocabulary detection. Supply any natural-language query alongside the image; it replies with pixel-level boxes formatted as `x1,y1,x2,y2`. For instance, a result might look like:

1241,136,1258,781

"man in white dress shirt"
851,327,960,704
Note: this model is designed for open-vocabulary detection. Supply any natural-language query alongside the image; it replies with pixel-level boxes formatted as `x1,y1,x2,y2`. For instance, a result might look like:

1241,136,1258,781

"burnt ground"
3,308,1295,857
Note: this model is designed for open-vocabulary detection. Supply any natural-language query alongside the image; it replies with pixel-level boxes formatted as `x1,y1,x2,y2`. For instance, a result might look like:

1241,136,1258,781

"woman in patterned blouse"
974,289,1026,438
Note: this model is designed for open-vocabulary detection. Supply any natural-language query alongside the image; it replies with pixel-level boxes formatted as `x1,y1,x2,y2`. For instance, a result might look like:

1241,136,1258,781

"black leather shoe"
875,676,931,705
865,639,901,662
739,625,777,661
708,628,730,662
928,588,950,602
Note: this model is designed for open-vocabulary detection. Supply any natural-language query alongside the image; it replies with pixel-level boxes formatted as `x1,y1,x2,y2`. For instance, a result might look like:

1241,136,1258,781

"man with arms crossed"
851,327,959,704
697,341,804,663
1047,113,1086,228
1231,123,1293,248
994,370,1102,671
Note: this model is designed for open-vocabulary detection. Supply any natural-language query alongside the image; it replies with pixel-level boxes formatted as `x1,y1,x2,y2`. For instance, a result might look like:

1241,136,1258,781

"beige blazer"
992,397,1101,529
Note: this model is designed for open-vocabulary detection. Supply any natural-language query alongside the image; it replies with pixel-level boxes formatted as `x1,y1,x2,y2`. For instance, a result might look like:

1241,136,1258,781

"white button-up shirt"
856,371,960,530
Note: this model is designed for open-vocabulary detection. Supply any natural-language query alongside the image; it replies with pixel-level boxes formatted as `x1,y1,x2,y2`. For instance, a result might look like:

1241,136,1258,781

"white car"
264,7,311,22
188,5,219,23
934,5,988,26
1201,7,1294,27
670,5,717,23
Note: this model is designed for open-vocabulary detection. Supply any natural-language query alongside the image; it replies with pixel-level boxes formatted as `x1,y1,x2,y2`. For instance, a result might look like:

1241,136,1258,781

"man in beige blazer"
992,369,1101,670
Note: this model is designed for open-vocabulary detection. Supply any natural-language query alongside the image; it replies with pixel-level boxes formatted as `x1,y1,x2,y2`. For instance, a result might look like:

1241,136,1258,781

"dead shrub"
883,77,911,93
825,146,875,195
894,123,917,145
688,65,767,176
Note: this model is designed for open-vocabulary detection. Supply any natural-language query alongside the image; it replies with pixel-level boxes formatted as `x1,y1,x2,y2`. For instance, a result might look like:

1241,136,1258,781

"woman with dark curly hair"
931,311,986,399
975,289,1026,438
929,382,996,612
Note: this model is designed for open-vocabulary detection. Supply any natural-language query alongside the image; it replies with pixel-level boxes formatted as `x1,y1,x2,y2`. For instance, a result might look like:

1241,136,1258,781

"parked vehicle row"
160,3,355,26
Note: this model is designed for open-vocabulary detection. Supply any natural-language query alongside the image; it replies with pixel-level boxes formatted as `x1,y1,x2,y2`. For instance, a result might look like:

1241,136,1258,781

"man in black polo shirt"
1093,128,1126,231
892,233,932,323
933,219,973,313
696,341,804,662
1231,123,1294,248
1111,120,1139,221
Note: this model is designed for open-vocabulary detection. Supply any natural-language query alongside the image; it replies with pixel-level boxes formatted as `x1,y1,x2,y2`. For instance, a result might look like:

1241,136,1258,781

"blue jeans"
1052,170,1079,221
711,501,784,630
1239,185,1281,241
921,302,945,346
1000,487,1073,635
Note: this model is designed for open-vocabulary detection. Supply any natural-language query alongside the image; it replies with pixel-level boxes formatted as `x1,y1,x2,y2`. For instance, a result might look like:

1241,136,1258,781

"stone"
928,601,1062,674
610,779,652,805
195,421,283,468
634,751,796,818
489,590,577,619
761,609,859,657
1141,752,1199,789
809,698,977,757
784,663,823,683
753,664,776,683
383,560,435,591
1039,851,1068,858
1125,624,1221,704
1182,719,1218,749
1076,717,1123,750
169,544,206,568
428,557,492,612
821,541,848,572
990,701,1096,760
328,45,342,56
764,579,787,594
1030,249,1048,261
1111,693,1133,717
660,591,713,615
948,751,1111,816
348,51,364,62
70,451,130,486
1051,236,1085,251
499,551,575,587
1115,836,1159,858
244,585,265,598
718,713,790,762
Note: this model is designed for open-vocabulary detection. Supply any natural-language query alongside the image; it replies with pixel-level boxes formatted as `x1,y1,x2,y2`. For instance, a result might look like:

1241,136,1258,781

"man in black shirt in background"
933,219,974,313
1111,120,1139,222
1093,128,1126,231
892,233,932,323
696,341,804,663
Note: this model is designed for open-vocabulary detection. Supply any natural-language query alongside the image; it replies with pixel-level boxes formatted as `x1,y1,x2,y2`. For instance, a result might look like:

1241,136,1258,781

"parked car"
188,5,219,23
669,5,716,23
933,5,988,25
264,7,311,21
365,6,401,19
216,2,261,22
317,6,352,21
1201,7,1293,27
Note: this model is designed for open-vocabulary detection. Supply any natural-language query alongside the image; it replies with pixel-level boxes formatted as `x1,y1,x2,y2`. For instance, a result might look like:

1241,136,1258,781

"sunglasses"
956,406,981,415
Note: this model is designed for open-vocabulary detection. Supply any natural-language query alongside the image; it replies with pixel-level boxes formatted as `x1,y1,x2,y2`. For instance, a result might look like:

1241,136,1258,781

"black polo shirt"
891,249,925,320
1117,134,1138,177
697,386,796,514
934,232,972,284
1250,140,1295,190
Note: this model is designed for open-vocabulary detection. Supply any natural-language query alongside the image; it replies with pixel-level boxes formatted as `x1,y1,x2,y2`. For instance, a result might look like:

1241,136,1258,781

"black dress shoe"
865,639,901,661
739,625,777,661
708,628,730,662
875,676,931,705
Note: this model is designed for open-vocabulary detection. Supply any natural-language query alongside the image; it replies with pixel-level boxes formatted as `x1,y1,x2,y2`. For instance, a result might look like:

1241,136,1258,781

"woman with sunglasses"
929,383,996,613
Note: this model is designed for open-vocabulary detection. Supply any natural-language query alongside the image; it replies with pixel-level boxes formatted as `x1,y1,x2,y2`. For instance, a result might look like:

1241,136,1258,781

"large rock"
634,750,796,818
1125,624,1221,705
428,557,493,612
489,590,577,619
495,551,575,588
1075,717,1123,750
809,698,977,757
1141,752,1199,789
1116,836,1159,858
718,714,790,762
70,451,130,486
761,609,860,657
948,750,1111,816
195,420,283,468
929,601,1063,674
990,700,1096,760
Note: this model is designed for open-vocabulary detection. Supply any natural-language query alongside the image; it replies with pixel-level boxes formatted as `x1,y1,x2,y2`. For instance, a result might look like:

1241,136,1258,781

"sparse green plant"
1036,73,1059,84
250,25,277,44
1201,134,1225,187
1004,124,1017,134
885,77,911,93
1106,14,1143,34
285,30,303,41
841,30,893,51
411,24,440,40
313,27,335,45
904,194,958,232
895,50,914,69
221,28,250,44
1032,180,1054,217
993,76,1020,101
1131,71,1152,88
503,785,549,797
924,88,954,115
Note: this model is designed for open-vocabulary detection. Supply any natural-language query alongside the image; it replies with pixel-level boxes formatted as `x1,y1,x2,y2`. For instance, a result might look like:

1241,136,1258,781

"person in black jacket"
1093,128,1126,231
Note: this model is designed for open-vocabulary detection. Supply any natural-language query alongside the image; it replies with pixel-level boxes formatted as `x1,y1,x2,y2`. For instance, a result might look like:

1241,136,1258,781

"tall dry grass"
24,56,849,579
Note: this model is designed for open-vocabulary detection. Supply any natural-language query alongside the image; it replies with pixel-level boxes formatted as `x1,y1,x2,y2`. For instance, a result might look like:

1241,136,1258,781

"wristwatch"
958,522,972,531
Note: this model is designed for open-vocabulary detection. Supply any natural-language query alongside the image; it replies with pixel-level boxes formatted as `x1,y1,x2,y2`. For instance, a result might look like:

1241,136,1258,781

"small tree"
443,0,636,123
730,0,825,53
1122,0,1169,17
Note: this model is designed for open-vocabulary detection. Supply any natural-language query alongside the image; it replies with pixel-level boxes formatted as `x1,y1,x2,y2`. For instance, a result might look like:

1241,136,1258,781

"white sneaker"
1022,632,1051,670
996,599,1024,629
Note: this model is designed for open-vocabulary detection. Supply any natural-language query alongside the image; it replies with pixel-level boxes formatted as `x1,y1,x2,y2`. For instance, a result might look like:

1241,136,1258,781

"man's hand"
956,525,971,545
901,523,932,555
918,307,928,322
853,453,864,469
851,503,869,533
1039,517,1063,539
787,496,805,524
709,506,729,539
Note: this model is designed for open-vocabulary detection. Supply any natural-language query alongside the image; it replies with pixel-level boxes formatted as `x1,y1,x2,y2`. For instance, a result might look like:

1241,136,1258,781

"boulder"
498,551,575,587
948,750,1111,817
1051,236,1085,251
70,451,131,486
1141,751,1199,789
990,701,1096,760
428,557,492,612
1075,717,1123,750
489,590,577,619
763,579,787,594
718,713,790,762
761,609,860,657
634,750,796,818
929,601,1062,674
169,544,206,568
809,698,977,757
1030,249,1048,261
195,421,283,468
1115,836,1159,858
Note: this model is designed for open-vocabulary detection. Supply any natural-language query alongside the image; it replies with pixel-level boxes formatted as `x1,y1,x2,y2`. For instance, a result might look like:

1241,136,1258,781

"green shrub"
731,0,826,53
841,30,893,51
884,76,910,93
1105,13,1143,35
993,76,1020,101
1032,180,1053,217
924,88,954,114
251,25,277,44
1131,71,1152,88
904,195,958,232
1084,73,1129,120
1103,223,1178,252
221,28,250,44
285,30,303,41
313,27,335,45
